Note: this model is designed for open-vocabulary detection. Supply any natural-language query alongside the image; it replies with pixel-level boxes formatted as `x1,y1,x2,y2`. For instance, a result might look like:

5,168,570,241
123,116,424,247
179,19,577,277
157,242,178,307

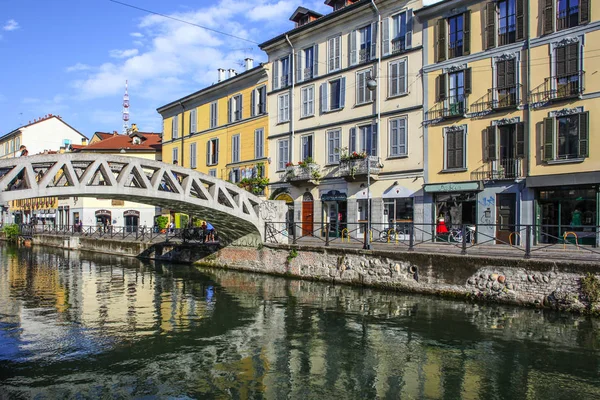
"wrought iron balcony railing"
283,163,320,185
470,84,521,114
391,37,406,54
424,96,468,124
359,48,371,63
471,158,524,181
303,67,313,80
529,71,585,106
338,156,381,180
280,74,290,88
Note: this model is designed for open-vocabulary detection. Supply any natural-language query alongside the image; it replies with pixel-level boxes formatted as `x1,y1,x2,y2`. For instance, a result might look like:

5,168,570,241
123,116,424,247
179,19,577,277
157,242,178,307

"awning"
423,181,482,193
527,171,600,188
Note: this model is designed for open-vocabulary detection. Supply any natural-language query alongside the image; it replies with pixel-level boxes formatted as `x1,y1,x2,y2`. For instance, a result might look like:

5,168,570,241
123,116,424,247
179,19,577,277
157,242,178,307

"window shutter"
320,82,329,113
390,119,398,155
515,0,526,41
206,141,211,165
227,98,232,123
485,2,496,50
370,22,377,60
349,30,357,66
485,126,497,161
406,9,413,49
455,130,464,168
313,44,319,77
371,123,378,156
357,72,365,103
238,95,243,120
382,16,390,55
190,109,197,133
465,68,472,94
272,59,279,90
349,127,356,153
463,11,471,55
340,77,346,108
436,74,447,102
580,0,590,25
399,118,407,155
543,0,554,35
399,60,407,94
251,89,256,117
446,131,456,169
497,60,506,89
515,122,525,159
543,117,555,161
335,36,341,70
215,139,219,164
556,45,566,77
437,18,446,62
389,62,398,97
295,51,302,83
328,38,334,71
578,111,589,157
507,59,516,86
566,43,579,75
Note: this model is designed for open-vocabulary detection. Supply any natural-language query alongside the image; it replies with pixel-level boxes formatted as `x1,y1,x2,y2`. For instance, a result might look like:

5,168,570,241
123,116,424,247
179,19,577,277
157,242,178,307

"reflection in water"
0,244,599,399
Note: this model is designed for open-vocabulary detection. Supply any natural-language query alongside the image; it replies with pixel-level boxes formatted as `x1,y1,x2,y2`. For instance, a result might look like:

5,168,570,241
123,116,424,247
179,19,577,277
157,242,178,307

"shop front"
382,185,415,241
124,210,140,232
95,209,112,231
320,190,347,237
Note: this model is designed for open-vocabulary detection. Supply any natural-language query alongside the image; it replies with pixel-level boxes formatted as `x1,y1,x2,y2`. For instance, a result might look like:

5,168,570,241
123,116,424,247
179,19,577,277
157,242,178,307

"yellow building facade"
158,63,270,200
417,0,598,245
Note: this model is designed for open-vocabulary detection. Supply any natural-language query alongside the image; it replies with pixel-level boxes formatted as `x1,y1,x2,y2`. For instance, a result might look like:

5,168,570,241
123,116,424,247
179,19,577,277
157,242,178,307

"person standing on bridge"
206,222,215,242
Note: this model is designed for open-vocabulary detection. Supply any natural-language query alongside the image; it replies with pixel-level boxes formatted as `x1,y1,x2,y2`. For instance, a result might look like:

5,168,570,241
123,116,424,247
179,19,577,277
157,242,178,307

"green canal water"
0,244,599,399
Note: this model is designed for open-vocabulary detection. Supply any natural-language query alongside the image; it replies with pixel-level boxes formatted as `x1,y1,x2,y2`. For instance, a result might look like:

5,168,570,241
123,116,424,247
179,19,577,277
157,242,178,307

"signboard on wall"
123,210,140,217
95,209,111,217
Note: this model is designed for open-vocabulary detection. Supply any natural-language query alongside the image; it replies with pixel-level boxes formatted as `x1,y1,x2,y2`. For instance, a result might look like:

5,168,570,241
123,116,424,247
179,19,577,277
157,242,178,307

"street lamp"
365,76,378,250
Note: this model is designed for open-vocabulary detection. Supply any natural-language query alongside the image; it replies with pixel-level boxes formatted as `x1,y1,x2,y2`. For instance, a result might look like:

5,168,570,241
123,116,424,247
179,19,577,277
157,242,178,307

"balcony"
280,74,290,88
303,67,313,80
284,163,320,186
424,96,468,124
529,72,585,107
391,37,406,54
358,48,371,63
470,85,521,115
471,158,524,181
338,156,381,181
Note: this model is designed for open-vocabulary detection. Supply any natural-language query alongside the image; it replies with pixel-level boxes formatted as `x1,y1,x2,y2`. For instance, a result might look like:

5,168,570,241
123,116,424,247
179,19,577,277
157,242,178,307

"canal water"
0,244,599,399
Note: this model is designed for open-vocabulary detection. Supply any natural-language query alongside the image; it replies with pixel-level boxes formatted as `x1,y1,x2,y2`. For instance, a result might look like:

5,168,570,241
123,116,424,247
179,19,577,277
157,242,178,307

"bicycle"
448,226,476,244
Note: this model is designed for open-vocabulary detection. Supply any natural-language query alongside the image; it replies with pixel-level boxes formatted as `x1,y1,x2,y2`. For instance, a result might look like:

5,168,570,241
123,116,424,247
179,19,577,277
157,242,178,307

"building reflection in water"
0,245,599,399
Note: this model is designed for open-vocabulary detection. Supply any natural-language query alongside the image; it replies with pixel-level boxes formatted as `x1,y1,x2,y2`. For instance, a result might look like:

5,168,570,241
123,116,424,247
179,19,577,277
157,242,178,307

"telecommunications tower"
122,80,130,134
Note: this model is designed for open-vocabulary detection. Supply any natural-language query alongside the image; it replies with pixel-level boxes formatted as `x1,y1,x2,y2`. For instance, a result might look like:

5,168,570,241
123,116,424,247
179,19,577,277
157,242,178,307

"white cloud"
3,19,19,31
246,0,295,22
109,48,139,59
130,32,144,38
66,63,92,72
22,97,40,104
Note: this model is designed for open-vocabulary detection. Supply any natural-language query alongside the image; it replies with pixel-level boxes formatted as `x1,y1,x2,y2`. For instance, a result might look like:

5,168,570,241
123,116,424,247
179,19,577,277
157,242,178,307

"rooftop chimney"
244,58,254,71
228,69,237,79
218,68,226,82
81,138,88,146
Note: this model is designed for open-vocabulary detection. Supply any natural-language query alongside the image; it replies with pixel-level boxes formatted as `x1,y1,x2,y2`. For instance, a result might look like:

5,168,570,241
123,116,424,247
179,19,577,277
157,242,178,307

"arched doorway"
275,193,294,235
95,209,111,232
124,210,140,233
302,192,314,236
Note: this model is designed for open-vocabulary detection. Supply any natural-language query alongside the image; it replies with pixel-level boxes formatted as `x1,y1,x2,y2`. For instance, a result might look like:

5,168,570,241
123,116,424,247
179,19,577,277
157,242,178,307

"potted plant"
156,215,168,233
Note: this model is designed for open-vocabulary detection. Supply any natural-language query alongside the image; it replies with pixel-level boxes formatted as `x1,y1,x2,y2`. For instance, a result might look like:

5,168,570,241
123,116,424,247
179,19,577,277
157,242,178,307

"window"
448,70,466,115
254,128,264,159
327,35,341,72
277,139,289,170
210,101,218,128
251,86,267,116
232,134,240,163
356,69,373,105
229,94,242,123
209,169,217,177
327,129,341,164
448,14,464,58
544,110,589,161
558,0,589,31
301,85,315,117
555,42,582,98
359,124,378,156
485,0,525,49
172,147,179,164
496,58,518,107
297,46,318,82
172,116,179,139
190,142,197,168
389,59,407,97
444,127,466,169
498,0,516,45
350,23,376,65
436,12,470,61
301,135,313,161
206,138,219,166
190,108,197,134
389,117,407,157
483,122,525,178
15,137,21,150
384,10,413,55
272,55,292,90
278,92,290,123
320,77,346,113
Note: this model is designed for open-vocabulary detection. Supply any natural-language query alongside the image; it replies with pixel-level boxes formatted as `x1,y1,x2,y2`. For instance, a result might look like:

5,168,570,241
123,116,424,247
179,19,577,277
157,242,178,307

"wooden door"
301,201,314,236
496,193,516,244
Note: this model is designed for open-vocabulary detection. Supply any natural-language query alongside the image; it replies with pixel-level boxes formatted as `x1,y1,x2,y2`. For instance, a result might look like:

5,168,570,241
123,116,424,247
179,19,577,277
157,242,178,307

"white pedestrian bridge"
0,154,286,246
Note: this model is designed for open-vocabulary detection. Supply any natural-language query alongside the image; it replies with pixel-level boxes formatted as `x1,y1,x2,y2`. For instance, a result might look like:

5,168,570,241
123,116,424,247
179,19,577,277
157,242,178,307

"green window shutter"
497,60,506,89
437,19,446,62
515,0,526,41
485,126,497,161
455,130,464,168
580,0,591,25
578,111,589,158
556,45,566,77
506,59,516,86
463,11,471,55
566,43,579,75
485,2,496,50
446,131,455,169
465,68,472,94
543,117,555,161
543,0,554,35
515,122,526,159
436,74,447,102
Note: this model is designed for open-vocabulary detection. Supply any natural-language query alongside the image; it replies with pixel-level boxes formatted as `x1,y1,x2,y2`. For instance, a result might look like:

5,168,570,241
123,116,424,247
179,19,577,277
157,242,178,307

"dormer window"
132,137,141,145
297,15,309,27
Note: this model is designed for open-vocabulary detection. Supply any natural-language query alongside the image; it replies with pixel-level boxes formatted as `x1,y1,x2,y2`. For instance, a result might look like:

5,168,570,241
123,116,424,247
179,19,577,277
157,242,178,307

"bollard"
264,223,268,243
408,223,414,251
292,223,297,245
525,225,531,259
363,222,368,249
461,224,467,255
325,223,330,246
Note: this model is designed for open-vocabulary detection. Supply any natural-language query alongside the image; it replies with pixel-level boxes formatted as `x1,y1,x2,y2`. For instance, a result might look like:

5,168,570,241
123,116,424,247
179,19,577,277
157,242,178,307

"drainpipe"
285,34,295,165
525,3,532,229
178,101,185,165
370,0,382,150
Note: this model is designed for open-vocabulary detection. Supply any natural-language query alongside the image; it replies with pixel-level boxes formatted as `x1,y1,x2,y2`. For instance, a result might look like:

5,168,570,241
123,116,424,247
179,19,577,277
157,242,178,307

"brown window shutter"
485,126,497,161
506,58,516,86
515,122,525,158
437,19,446,62
543,117,554,161
436,74,447,102
515,0,526,41
578,111,589,157
556,45,566,77
465,68,472,94
543,0,554,35
455,130,464,168
497,60,507,88
580,0,591,25
463,11,471,55
446,131,456,168
566,43,579,75
486,2,496,50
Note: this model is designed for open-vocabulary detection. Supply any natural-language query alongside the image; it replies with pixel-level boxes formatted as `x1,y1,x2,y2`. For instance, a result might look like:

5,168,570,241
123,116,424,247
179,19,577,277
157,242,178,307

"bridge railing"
264,221,600,259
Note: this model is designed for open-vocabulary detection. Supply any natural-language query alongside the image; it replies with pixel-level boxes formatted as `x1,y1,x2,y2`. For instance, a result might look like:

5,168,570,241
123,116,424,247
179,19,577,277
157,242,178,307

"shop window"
543,110,588,161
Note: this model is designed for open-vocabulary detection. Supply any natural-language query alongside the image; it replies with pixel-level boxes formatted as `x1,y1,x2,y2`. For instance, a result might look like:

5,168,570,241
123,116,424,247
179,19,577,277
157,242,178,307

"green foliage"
311,169,321,181
156,216,168,229
238,177,269,195
298,157,315,168
287,248,298,263
2,224,20,242
581,273,600,304
178,214,189,228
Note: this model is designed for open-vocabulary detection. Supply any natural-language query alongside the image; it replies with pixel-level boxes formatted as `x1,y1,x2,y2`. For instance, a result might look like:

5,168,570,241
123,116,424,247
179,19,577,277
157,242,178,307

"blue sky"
0,0,332,138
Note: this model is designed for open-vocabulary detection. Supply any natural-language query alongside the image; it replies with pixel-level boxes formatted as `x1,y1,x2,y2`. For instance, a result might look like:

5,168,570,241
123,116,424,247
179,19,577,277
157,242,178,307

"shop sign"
95,209,112,217
424,182,481,193
123,210,140,217
321,190,347,202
